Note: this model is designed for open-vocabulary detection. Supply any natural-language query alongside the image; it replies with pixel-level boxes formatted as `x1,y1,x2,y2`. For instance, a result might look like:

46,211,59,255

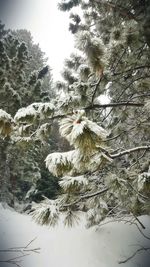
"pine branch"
63,187,109,207
113,65,150,76
126,180,149,200
128,149,147,169
111,48,127,72
42,101,144,124
101,74,150,123
110,145,150,159
95,1,139,21
85,102,144,110
112,75,150,104
130,93,150,100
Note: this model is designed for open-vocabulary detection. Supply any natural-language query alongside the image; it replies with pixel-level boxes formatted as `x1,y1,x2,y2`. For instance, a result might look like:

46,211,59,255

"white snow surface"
0,203,150,267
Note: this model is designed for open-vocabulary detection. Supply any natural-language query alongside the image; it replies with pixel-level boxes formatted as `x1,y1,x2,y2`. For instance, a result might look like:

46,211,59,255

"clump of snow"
57,91,81,111
0,203,150,267
14,106,37,123
0,109,13,137
14,102,55,124
0,109,12,121
36,102,55,118
45,151,75,176
59,175,89,190
59,111,108,147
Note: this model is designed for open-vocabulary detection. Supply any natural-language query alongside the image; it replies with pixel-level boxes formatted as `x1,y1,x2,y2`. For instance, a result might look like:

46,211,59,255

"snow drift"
0,203,149,267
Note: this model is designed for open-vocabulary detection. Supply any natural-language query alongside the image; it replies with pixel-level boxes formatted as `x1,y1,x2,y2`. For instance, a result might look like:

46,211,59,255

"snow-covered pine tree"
0,23,58,206
0,0,150,227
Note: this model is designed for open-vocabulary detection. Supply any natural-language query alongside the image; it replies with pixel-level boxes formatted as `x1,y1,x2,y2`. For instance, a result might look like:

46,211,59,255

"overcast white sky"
0,0,74,80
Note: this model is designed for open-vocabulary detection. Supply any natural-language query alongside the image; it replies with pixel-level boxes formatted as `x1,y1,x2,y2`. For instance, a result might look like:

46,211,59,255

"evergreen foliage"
0,0,150,227
0,22,58,206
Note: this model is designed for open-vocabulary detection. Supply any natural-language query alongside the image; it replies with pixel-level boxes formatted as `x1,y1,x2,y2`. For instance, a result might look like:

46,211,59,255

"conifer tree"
0,22,57,205
0,0,150,228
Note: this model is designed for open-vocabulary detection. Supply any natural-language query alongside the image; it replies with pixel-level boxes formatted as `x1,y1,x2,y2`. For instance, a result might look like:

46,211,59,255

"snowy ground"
0,204,150,267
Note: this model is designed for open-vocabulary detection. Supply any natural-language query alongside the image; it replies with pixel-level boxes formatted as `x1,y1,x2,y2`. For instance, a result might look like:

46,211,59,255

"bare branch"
119,246,150,264
0,254,29,267
0,238,40,267
133,215,146,230
25,237,37,249
98,216,150,240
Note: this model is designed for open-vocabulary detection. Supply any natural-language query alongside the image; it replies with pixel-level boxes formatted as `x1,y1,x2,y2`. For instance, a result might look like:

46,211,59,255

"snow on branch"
14,105,37,124
110,145,150,159
14,102,55,124
45,150,75,177
59,110,109,154
45,111,112,177
59,175,89,190
0,109,13,137
42,101,144,123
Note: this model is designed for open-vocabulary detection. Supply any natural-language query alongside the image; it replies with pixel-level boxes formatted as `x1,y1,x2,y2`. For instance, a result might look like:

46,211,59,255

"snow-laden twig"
0,238,40,267
0,254,30,267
